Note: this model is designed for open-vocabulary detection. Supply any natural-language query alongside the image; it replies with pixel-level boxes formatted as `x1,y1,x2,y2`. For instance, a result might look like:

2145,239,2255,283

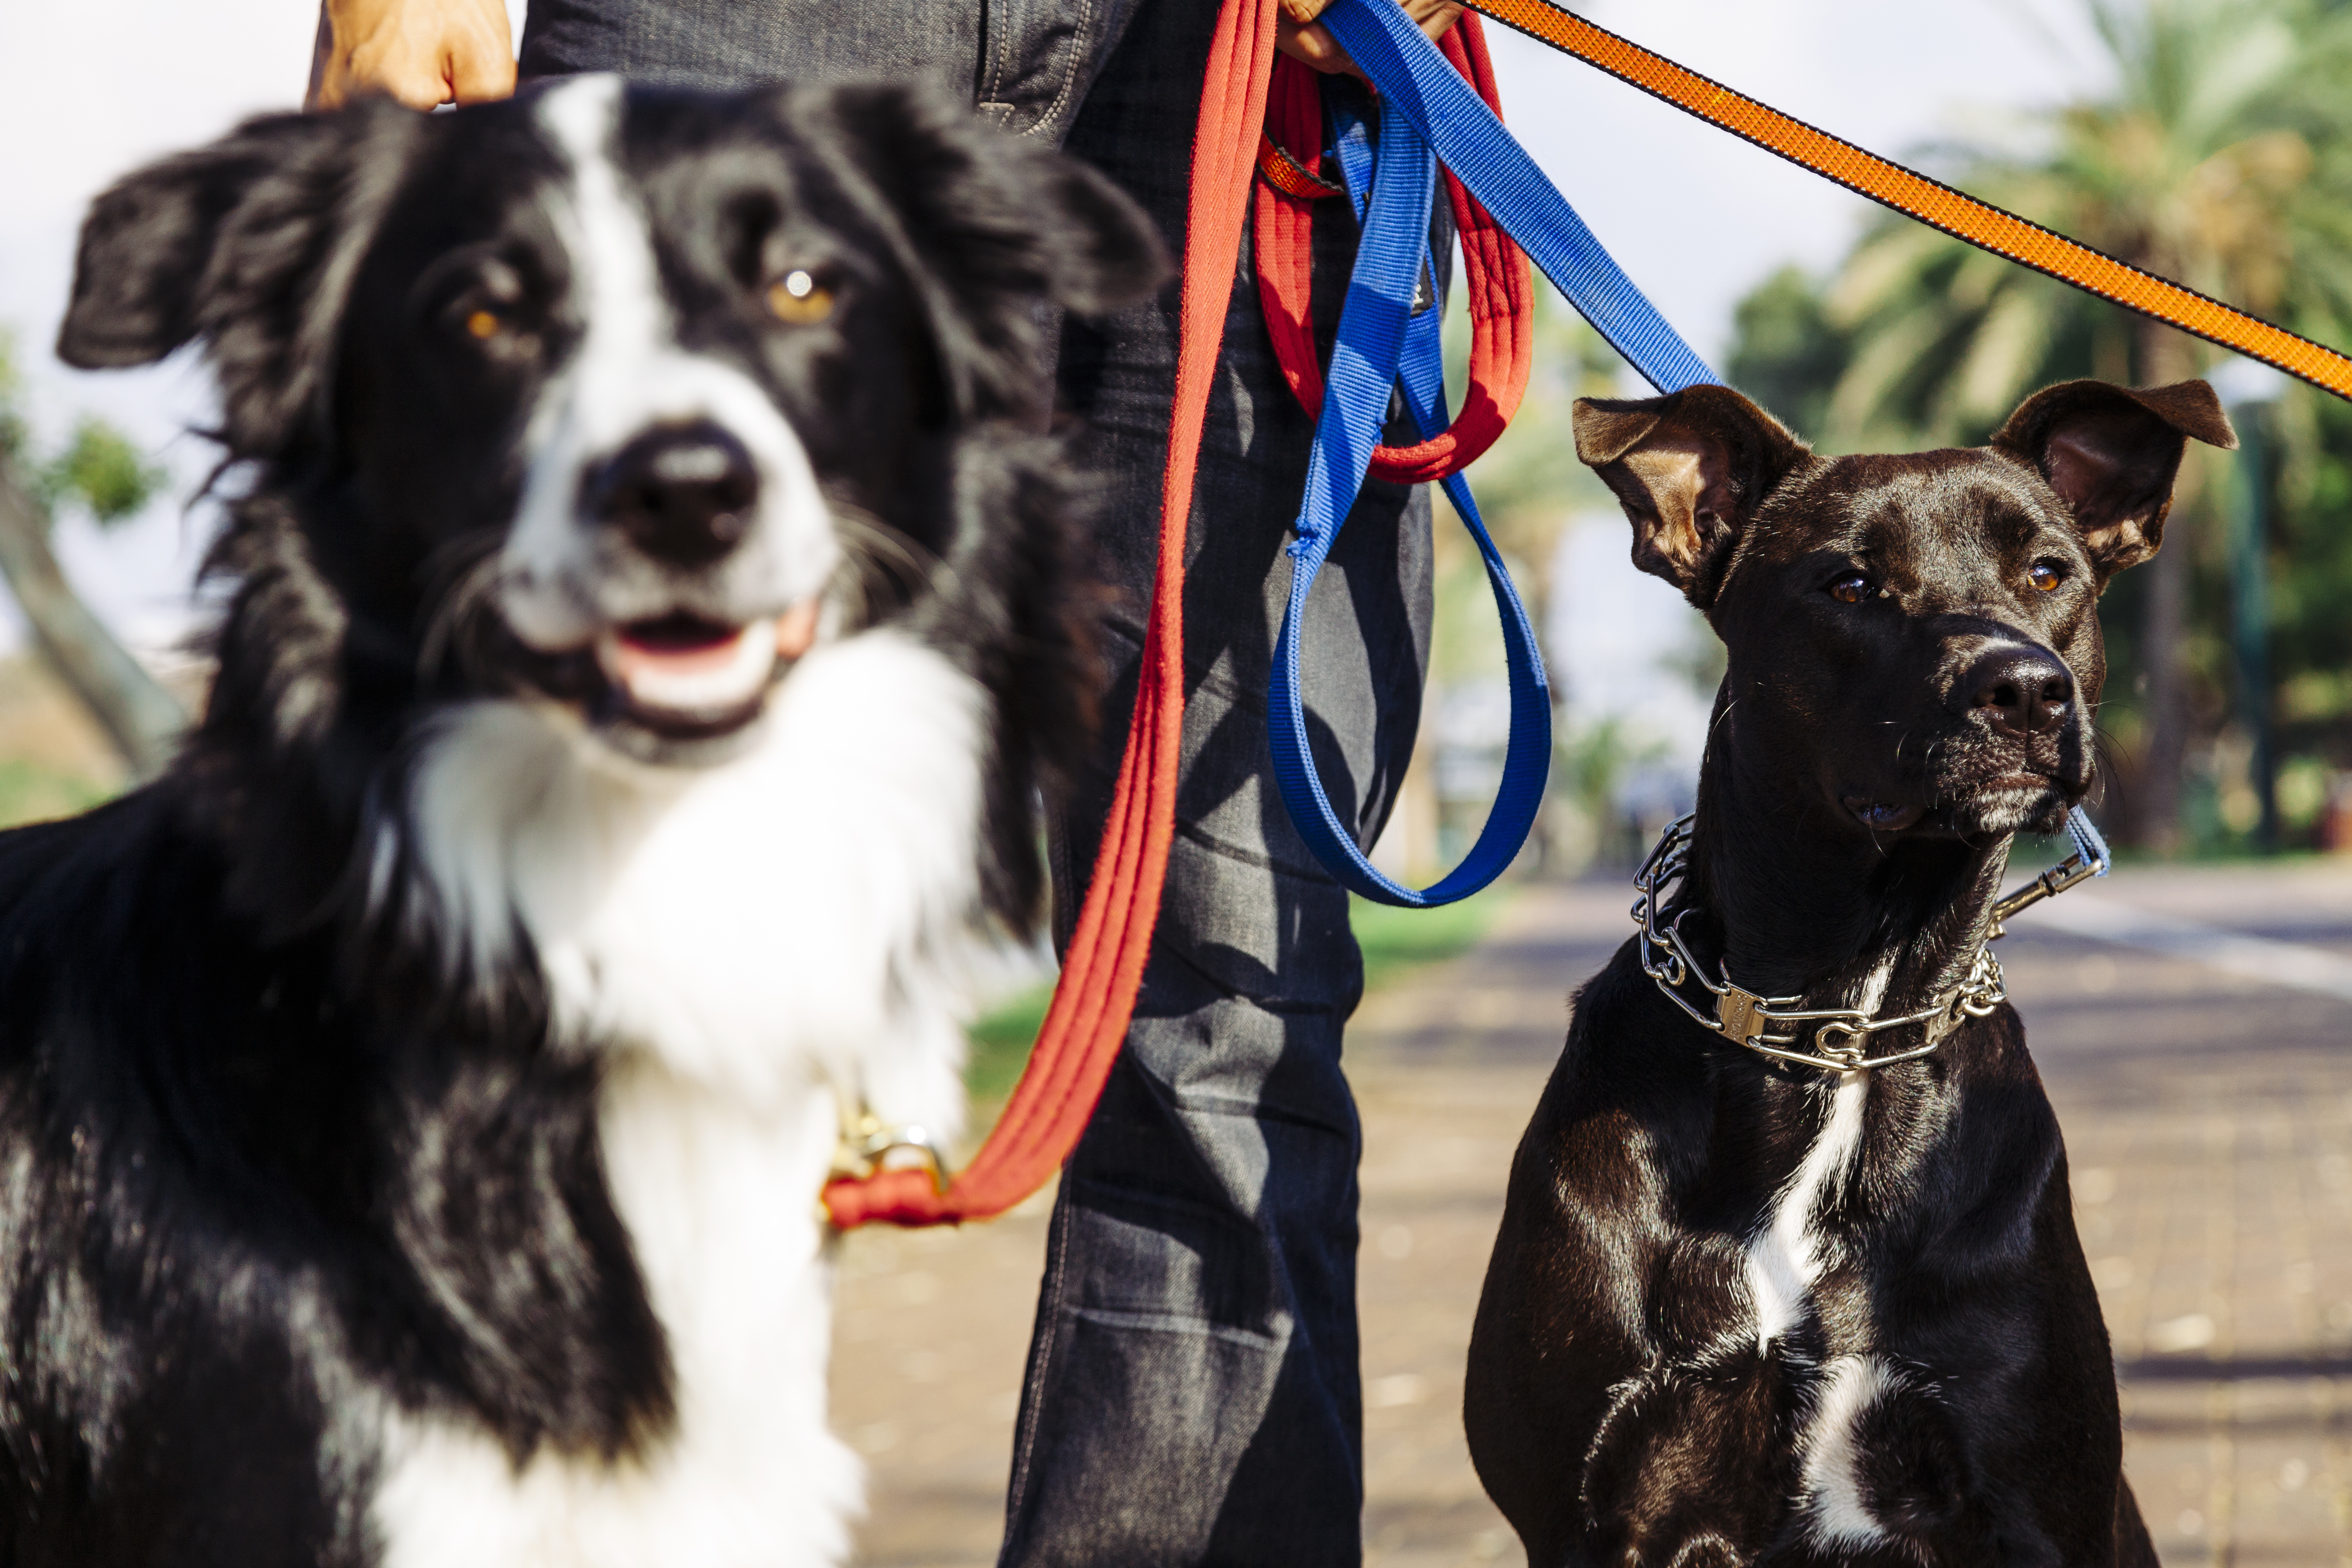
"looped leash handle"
1318,0,1715,395
1267,0,1719,908
1267,93,1552,908
1254,25,1535,485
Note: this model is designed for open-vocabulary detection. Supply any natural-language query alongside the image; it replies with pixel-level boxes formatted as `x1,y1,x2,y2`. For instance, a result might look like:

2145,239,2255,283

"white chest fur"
1736,956,1907,1550
1741,1068,1870,1349
371,629,993,1568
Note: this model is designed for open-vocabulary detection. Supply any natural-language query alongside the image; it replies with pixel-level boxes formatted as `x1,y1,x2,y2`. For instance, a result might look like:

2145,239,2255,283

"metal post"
2228,400,2277,851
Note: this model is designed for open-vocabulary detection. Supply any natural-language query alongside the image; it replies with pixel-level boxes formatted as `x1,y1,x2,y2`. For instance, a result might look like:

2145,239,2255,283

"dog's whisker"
829,503,939,627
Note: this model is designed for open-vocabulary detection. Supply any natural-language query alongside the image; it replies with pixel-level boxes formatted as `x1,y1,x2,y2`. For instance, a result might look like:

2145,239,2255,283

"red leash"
1253,21,1532,484
822,0,1283,1228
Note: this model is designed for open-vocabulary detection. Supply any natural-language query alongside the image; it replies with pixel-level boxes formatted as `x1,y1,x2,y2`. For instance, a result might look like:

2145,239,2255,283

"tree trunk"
0,447,185,778
2132,316,2198,854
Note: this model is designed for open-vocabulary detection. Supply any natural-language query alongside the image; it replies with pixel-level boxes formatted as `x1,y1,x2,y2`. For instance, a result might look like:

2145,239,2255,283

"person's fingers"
448,4,518,104
450,48,520,105
320,48,451,110
1404,0,1466,44
1273,0,1464,81
313,0,515,111
1274,17,1366,80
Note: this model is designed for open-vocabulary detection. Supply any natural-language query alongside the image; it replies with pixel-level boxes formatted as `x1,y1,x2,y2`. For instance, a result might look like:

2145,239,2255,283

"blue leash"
1320,0,1718,396
1269,0,2112,902
1268,0,1716,907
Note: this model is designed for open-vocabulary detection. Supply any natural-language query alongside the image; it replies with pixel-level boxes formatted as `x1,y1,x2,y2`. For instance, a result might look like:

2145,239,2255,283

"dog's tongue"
600,613,779,718
773,599,820,661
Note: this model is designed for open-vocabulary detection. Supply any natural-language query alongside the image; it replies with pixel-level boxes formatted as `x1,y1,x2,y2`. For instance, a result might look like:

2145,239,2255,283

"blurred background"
5,6,2349,1566
1373,0,2352,879
3,0,2348,868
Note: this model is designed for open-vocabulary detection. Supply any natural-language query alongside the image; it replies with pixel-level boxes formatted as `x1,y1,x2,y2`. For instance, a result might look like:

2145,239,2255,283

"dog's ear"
58,103,418,455
1990,378,2236,581
1573,384,1809,609
819,83,1171,422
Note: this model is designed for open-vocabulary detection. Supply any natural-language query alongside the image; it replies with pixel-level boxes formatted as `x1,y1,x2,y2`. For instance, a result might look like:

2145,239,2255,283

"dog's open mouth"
591,600,821,739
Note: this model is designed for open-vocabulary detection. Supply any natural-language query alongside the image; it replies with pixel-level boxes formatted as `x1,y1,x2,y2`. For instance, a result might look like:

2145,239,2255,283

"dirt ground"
834,861,2352,1567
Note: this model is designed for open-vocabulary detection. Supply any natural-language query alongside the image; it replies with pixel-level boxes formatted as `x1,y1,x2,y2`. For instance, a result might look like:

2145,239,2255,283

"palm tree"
1437,284,1624,627
1371,289,1624,880
1797,0,2352,849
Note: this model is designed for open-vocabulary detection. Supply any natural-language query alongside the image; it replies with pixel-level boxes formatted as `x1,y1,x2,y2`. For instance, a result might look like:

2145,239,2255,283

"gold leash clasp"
830,1107,951,1196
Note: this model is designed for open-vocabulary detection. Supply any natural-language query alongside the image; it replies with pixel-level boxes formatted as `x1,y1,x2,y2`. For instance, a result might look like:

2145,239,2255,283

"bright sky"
0,0,2107,660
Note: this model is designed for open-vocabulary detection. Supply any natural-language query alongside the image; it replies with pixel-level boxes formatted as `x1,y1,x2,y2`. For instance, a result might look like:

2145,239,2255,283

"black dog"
0,77,1160,1566
1465,379,2233,1566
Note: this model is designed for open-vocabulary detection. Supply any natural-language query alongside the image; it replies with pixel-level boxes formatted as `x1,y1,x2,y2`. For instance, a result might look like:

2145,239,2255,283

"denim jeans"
521,7,1434,1562
522,0,1140,144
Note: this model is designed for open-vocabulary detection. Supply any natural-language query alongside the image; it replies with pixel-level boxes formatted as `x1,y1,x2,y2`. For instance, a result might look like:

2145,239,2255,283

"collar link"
1630,807,2107,1073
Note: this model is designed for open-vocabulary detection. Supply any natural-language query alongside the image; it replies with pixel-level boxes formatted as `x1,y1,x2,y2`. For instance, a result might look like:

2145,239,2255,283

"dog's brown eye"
766,269,834,325
465,309,504,341
2028,560,2064,593
1828,571,1872,605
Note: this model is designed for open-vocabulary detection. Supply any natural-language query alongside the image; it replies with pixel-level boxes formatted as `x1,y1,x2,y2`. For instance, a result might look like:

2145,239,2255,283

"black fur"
4,80,1165,1564
1467,381,2232,1566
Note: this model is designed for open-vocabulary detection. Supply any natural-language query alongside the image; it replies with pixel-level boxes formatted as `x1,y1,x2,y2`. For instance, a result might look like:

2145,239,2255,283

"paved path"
833,859,2352,1567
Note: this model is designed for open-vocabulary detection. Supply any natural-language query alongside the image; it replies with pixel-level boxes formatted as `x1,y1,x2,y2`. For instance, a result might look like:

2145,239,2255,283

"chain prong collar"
1631,810,2092,1073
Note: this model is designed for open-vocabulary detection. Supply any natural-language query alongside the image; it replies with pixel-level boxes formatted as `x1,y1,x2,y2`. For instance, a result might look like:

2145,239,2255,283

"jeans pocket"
977,0,1145,144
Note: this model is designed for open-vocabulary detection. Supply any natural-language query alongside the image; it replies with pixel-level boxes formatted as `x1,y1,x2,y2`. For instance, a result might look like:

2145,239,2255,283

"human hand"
308,0,516,111
1275,0,1464,82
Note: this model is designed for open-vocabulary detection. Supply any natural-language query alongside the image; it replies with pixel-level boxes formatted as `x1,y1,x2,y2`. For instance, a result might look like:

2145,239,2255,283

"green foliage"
1766,0,2352,451
0,330,29,467
0,759,113,830
39,420,169,526
0,326,169,530
1725,265,1854,446
1554,716,1660,815
1441,287,1621,539
1351,888,1501,991
965,985,1053,1103
1724,0,2352,851
1433,287,1622,643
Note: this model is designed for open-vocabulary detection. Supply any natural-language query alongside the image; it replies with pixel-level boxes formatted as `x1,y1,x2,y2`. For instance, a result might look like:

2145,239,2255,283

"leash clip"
830,1106,951,1197
1988,805,2112,937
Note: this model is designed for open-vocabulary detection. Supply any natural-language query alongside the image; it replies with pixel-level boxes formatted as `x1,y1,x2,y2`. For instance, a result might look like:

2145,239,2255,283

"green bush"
0,759,112,829
959,889,1509,1103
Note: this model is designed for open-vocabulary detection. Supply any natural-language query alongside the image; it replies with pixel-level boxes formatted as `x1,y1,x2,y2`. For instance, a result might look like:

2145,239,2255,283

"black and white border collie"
3,75,1163,1565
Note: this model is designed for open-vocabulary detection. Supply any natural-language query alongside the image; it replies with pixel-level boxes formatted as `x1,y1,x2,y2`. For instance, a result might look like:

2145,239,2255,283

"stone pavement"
2002,860,2352,1568
832,859,2352,1567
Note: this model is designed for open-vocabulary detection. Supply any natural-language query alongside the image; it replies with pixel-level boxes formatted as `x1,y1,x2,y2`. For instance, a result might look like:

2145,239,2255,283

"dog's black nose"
586,422,760,569
1965,649,2073,737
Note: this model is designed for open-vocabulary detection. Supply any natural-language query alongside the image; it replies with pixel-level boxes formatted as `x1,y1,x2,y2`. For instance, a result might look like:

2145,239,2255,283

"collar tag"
1714,984,1769,1045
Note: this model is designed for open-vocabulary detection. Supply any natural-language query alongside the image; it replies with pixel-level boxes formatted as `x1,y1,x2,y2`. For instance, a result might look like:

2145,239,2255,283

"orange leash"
820,0,1280,1229
1463,0,2352,402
